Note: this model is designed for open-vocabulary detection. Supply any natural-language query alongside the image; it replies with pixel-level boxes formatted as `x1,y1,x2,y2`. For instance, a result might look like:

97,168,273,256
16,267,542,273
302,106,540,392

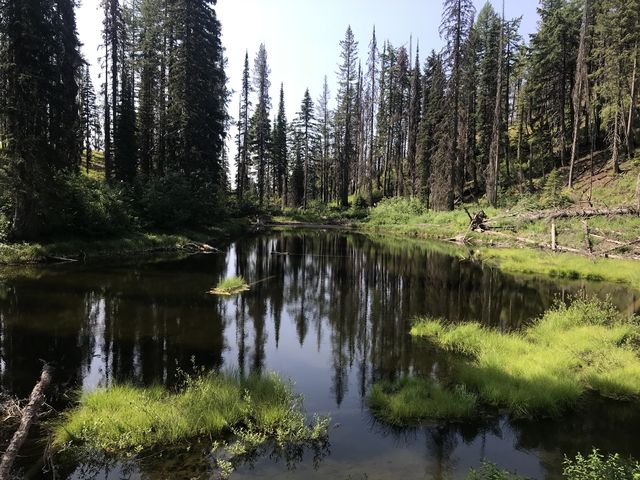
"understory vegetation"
54,370,329,473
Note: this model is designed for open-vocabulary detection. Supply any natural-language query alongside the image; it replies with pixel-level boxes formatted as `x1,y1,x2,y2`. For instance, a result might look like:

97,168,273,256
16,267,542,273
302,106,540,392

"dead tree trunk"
0,365,52,479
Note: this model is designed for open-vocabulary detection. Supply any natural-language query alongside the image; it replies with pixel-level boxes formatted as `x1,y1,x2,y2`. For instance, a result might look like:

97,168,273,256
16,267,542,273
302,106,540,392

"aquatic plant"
563,449,640,480
411,298,640,417
53,370,329,462
465,450,640,480
368,377,477,425
209,275,250,295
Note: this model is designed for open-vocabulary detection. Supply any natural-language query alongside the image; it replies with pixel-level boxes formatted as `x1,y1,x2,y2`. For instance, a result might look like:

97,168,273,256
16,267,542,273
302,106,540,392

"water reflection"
0,230,639,479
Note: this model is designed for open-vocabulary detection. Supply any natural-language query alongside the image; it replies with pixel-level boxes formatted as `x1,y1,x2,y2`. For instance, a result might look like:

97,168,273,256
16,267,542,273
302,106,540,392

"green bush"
46,173,136,237
368,197,427,225
563,449,640,480
138,173,227,229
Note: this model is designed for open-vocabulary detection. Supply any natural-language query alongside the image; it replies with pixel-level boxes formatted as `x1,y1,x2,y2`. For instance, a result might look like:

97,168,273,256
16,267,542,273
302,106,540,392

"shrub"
563,449,640,480
368,197,427,225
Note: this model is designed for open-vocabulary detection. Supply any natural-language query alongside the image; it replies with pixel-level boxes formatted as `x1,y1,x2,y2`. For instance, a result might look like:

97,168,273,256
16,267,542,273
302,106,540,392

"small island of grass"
370,298,640,424
53,371,329,466
209,275,250,296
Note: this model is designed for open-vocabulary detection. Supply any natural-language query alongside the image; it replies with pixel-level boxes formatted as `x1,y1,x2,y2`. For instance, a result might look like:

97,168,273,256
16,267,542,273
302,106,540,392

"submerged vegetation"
409,298,640,417
209,276,250,296
54,370,329,469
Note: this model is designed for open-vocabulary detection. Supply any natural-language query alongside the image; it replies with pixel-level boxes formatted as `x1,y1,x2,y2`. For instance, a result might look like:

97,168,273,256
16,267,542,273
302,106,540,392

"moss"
411,298,640,418
369,377,477,425
53,370,329,456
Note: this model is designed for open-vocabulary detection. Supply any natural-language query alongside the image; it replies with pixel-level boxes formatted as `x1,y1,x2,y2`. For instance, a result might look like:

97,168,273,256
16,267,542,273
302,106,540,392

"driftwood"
182,242,220,254
0,365,52,480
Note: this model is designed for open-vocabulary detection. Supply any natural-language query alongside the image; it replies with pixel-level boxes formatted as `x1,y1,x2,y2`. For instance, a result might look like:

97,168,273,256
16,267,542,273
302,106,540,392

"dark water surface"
1,230,639,479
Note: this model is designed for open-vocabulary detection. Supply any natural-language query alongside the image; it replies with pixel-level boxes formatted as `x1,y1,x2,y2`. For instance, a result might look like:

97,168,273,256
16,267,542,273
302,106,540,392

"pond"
1,229,639,479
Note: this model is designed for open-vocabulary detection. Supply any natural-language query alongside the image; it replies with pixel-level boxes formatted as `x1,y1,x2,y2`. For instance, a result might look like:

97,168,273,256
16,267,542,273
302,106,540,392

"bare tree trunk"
551,219,557,252
569,0,590,188
487,2,504,207
626,43,638,160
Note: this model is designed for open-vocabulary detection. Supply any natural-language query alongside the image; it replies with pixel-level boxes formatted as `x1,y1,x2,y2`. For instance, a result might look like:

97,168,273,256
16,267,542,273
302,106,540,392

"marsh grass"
369,377,477,425
53,370,329,457
411,298,640,417
477,248,640,290
209,276,250,296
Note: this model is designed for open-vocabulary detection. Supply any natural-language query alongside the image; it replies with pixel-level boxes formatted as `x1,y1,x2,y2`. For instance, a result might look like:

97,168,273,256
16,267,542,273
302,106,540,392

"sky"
76,0,540,170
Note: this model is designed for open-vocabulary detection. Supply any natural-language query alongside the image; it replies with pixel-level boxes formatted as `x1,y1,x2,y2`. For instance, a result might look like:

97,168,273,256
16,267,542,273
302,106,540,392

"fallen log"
487,206,639,224
0,365,52,480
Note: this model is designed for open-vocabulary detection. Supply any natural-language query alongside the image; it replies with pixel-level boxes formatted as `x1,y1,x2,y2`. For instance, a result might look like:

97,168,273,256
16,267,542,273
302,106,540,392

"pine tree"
294,89,317,207
0,0,82,238
317,76,332,203
439,0,475,210
248,44,271,205
236,52,252,200
407,47,422,197
272,84,288,206
79,65,100,174
336,26,359,208
364,27,378,205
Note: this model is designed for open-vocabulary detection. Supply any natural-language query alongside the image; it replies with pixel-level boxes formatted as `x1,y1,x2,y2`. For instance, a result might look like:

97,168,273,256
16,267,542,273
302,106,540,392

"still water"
1,230,639,479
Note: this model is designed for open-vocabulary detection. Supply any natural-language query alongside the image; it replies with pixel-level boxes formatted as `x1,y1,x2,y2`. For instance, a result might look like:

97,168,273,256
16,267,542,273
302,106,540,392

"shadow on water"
0,230,639,479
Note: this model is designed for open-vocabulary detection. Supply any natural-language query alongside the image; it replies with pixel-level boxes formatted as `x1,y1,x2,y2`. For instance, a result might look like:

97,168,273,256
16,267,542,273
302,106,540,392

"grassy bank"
0,218,252,265
476,248,640,290
408,298,640,417
54,370,328,457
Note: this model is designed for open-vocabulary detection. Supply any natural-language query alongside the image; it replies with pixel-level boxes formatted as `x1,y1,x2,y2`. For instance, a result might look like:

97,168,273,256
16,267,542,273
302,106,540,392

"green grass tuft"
369,377,477,425
209,276,250,296
411,298,640,417
53,371,328,456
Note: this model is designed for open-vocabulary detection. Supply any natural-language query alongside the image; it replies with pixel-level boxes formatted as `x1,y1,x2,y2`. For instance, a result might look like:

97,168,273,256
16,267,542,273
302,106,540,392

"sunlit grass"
369,377,477,425
209,276,250,296
410,298,640,417
53,371,328,454
477,248,640,290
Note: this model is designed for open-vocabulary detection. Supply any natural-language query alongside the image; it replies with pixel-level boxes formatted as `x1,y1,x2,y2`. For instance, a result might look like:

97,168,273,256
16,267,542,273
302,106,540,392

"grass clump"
209,276,250,296
411,297,640,417
53,370,329,460
369,377,477,425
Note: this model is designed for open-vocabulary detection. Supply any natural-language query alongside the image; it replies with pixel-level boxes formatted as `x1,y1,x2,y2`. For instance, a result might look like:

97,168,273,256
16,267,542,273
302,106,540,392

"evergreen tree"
236,52,252,200
272,84,288,206
294,89,317,207
336,26,359,208
0,0,82,238
439,0,475,210
248,44,271,205
79,65,101,174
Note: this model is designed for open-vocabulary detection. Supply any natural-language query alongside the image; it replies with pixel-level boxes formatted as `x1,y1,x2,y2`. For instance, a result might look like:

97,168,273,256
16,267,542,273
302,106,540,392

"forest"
0,0,638,244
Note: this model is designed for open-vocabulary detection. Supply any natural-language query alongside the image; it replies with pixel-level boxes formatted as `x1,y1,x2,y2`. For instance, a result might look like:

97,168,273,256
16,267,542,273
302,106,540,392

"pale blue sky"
77,0,540,162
